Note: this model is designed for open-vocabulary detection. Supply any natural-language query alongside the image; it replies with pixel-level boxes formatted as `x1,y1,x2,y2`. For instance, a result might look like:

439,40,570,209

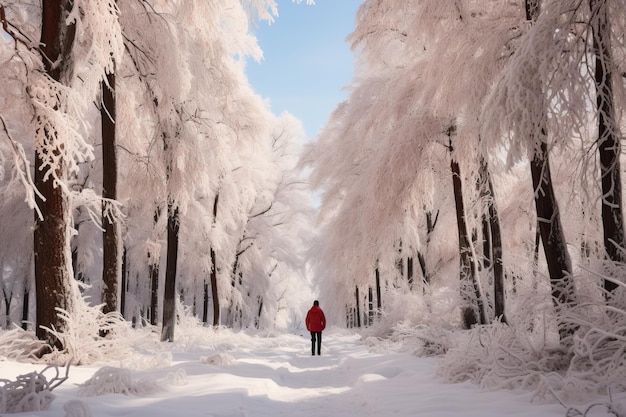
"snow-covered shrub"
77,366,158,396
161,368,187,387
120,351,173,371
200,352,236,367
0,328,47,361
405,324,454,357
537,295,626,401
0,365,69,413
437,321,569,393
41,299,134,365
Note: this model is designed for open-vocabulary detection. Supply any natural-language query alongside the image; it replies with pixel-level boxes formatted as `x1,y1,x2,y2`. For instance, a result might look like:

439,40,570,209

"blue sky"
246,0,362,139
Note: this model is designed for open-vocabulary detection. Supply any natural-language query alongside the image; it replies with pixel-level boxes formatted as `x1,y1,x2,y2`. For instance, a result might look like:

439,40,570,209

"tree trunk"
531,145,574,305
210,193,220,327
2,288,11,329
524,0,574,343
590,0,625,294
120,247,127,319
22,287,29,330
202,280,209,324
448,128,483,328
478,157,506,323
101,71,121,315
148,208,161,326
487,171,505,323
367,287,374,326
255,295,263,329
375,267,382,314
34,0,77,350
530,146,575,331
407,257,414,289
355,286,361,328
418,209,437,289
161,202,179,342
149,256,159,326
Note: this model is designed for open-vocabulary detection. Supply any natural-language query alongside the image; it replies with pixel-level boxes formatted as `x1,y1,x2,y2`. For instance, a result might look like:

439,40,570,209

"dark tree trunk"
478,157,506,324
149,256,159,326
210,248,219,327
161,203,179,342
202,280,209,324
395,241,404,279
487,173,505,323
407,257,414,289
355,286,361,328
525,0,575,342
367,287,374,326
149,208,161,326
22,287,29,330
530,145,574,306
210,193,220,327
120,247,127,319
2,288,11,329
375,267,382,314
101,71,121,316
590,0,625,295
448,129,483,328
255,295,263,329
34,0,76,350
418,209,438,289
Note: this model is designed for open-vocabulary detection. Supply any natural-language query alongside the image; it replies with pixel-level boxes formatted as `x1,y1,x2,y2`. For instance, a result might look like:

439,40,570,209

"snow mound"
200,352,236,367
64,400,92,417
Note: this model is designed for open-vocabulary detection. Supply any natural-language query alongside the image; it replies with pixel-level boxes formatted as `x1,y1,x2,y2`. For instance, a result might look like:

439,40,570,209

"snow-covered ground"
0,328,621,417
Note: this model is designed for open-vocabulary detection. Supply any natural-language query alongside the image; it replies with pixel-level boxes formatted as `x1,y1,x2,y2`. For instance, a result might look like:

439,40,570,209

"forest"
1,0,625,407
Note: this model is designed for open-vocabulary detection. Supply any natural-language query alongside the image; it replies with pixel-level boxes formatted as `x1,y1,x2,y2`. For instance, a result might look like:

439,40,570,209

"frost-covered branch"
0,364,70,413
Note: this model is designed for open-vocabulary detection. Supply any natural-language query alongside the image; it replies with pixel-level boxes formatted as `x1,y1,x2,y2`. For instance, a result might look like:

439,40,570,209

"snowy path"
2,330,574,417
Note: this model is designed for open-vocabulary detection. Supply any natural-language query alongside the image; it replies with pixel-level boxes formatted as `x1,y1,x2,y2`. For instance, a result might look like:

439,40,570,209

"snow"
2,328,614,417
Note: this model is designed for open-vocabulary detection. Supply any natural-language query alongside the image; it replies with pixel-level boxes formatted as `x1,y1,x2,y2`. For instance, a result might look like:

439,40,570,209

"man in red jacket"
305,300,326,355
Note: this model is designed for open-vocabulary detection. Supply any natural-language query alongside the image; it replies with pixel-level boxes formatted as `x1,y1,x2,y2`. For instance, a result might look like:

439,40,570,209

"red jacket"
306,305,326,332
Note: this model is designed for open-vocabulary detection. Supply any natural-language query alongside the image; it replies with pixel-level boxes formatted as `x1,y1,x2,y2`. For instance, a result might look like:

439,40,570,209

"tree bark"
34,0,76,350
355,286,361,328
524,0,574,311
120,247,127,319
21,286,29,330
148,208,161,326
478,157,506,324
530,144,573,306
148,255,159,326
202,280,209,324
448,128,483,328
161,202,179,342
101,71,121,316
210,193,220,327
589,0,625,294
375,267,382,314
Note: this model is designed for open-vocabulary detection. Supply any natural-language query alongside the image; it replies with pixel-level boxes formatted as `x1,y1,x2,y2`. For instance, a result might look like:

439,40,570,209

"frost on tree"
30,0,122,348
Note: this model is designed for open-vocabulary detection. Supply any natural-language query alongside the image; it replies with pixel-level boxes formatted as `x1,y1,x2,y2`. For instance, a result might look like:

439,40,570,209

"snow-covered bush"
0,328,47,362
77,366,159,396
40,299,134,365
200,352,236,367
436,321,569,393
540,294,626,401
0,365,69,413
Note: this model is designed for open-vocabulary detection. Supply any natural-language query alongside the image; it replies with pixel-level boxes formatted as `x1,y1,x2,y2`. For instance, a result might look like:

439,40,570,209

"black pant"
310,331,322,355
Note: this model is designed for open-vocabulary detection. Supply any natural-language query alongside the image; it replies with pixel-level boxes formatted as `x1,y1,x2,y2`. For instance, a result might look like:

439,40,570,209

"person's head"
313,300,319,306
